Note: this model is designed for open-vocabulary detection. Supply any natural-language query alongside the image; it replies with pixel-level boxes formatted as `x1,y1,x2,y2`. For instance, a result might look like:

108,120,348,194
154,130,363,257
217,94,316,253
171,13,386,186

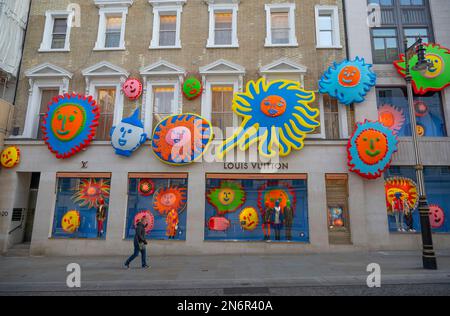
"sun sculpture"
72,178,110,209
319,57,377,105
61,210,81,234
138,179,155,196
257,182,297,213
1,146,20,168
394,43,450,95
206,181,246,215
153,186,187,216
347,120,399,179
216,78,320,159
378,104,406,135
384,177,419,214
152,114,213,166
41,93,99,159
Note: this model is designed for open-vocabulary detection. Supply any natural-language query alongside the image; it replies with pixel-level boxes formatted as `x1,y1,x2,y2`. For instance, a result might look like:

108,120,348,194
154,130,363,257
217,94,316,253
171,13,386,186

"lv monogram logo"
81,161,88,169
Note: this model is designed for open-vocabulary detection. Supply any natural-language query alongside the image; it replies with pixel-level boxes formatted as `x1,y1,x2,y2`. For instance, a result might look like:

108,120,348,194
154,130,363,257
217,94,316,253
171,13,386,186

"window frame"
314,5,342,49
94,7,128,51
207,3,239,48
368,0,434,64
150,5,183,49
264,3,298,47
39,11,73,52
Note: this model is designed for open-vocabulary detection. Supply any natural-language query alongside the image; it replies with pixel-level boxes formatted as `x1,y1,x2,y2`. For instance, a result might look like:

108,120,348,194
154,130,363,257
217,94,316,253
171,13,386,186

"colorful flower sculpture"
429,204,445,229
138,179,155,196
394,43,450,94
257,182,297,214
1,146,20,168
122,78,143,100
41,93,99,159
153,186,187,216
61,210,81,233
207,216,231,231
134,210,155,233
152,114,213,166
182,76,203,100
378,104,405,135
72,178,110,209
319,57,377,105
347,120,399,179
110,108,147,157
217,78,320,159
384,177,418,214
239,207,259,231
206,181,246,215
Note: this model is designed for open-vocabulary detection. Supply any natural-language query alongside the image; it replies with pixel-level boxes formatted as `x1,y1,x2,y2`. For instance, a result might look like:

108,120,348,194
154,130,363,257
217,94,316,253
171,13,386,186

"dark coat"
271,207,284,225
134,222,147,244
284,206,294,226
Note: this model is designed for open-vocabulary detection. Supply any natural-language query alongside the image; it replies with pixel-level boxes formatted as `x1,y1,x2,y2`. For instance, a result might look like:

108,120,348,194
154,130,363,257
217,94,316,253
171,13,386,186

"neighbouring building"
0,0,448,257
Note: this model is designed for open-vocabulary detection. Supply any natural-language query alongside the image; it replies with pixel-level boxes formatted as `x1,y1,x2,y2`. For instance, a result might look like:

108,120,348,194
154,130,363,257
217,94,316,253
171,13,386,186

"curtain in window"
271,12,289,44
214,12,232,45
153,87,175,128
159,15,177,46
96,88,116,140
105,16,122,48
37,89,59,139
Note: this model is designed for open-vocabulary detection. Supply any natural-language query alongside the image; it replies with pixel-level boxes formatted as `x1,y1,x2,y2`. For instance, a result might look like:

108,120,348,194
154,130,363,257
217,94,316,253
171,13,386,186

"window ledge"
206,44,239,49
93,47,127,51
38,48,70,53
316,45,343,49
149,45,182,50
264,43,298,48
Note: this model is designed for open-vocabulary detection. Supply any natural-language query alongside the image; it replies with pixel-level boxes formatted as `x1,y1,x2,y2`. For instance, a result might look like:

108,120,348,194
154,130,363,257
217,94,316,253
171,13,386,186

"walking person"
124,218,149,269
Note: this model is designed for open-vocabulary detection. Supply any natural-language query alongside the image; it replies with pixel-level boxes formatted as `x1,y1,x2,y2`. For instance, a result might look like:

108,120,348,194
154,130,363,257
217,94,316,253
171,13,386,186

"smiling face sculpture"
182,77,203,100
207,181,246,215
378,104,405,135
239,207,259,231
216,78,320,159
319,57,377,105
347,120,399,179
394,43,450,94
122,78,143,100
1,146,20,168
110,109,147,157
41,94,99,159
429,204,445,229
61,210,81,234
153,186,187,216
152,114,213,166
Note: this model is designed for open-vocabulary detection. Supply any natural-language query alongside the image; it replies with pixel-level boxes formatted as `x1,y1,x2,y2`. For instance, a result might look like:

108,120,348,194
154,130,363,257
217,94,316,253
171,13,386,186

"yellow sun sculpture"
216,78,320,158
153,186,187,216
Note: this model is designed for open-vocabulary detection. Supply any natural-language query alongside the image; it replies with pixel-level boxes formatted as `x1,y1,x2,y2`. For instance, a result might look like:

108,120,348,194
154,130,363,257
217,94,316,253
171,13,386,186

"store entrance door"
23,173,40,243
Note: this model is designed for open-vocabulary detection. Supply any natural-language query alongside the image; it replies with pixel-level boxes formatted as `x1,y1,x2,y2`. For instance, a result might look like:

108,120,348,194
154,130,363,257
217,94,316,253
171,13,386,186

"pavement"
0,250,449,295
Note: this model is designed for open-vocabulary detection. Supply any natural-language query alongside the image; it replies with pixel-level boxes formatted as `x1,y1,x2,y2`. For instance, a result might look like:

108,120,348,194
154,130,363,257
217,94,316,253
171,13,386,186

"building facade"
0,0,449,256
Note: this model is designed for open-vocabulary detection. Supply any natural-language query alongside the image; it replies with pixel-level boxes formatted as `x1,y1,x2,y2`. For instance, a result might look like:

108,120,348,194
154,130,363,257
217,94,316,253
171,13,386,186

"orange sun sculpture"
152,114,213,166
153,186,187,215
72,178,110,209
384,177,418,214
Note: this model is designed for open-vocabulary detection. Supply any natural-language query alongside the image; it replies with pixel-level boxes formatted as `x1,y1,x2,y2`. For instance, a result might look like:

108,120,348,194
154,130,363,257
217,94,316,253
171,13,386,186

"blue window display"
52,176,110,239
377,88,447,137
126,176,188,241
385,166,450,233
205,177,309,242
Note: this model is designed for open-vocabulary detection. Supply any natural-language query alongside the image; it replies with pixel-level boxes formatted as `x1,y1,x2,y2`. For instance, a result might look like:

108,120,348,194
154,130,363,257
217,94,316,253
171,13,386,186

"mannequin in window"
166,208,179,239
271,199,284,241
262,200,273,241
283,199,294,241
96,198,107,238
403,197,415,232
391,192,405,232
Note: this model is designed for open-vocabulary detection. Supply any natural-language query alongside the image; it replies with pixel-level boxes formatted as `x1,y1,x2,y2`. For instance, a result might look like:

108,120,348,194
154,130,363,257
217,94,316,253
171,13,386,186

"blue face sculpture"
110,109,147,157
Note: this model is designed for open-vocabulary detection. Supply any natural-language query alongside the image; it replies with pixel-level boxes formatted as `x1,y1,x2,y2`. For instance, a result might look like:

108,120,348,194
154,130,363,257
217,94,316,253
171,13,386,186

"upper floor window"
152,86,176,130
315,5,342,48
265,3,298,47
368,0,433,63
207,3,239,48
94,4,129,50
96,87,116,140
39,11,73,52
150,1,185,49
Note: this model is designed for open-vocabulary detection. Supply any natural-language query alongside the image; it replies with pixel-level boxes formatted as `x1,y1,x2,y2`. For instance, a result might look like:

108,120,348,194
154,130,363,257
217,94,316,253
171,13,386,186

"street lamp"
403,36,437,270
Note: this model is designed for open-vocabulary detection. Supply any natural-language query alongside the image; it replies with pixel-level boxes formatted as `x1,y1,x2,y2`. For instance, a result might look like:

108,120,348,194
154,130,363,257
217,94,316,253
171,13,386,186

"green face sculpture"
183,77,202,100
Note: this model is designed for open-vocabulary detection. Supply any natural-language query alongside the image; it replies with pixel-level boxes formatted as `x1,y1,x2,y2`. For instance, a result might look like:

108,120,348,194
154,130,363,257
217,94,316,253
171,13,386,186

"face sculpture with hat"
110,108,147,157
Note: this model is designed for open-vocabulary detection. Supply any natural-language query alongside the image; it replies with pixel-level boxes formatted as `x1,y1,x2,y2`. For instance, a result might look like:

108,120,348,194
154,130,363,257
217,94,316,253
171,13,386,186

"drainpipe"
13,0,32,106
341,0,350,59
